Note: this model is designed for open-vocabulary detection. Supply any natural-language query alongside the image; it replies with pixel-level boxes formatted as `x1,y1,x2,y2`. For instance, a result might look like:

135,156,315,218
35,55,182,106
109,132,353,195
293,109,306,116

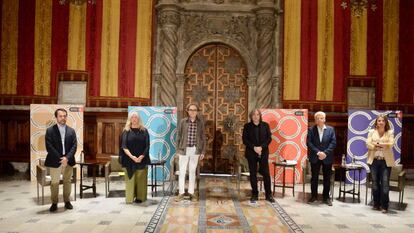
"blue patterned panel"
128,106,177,181
347,110,402,184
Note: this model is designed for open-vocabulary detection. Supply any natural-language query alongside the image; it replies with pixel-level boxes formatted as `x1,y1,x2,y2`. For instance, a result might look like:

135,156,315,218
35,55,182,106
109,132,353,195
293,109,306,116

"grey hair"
314,111,326,119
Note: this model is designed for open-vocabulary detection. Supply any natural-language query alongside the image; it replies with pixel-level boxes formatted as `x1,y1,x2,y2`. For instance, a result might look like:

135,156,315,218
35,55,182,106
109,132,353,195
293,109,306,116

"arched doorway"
184,43,248,174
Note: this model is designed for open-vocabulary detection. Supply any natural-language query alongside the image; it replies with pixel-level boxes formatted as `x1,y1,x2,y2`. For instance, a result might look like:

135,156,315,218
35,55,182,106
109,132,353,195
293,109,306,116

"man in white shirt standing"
307,111,337,206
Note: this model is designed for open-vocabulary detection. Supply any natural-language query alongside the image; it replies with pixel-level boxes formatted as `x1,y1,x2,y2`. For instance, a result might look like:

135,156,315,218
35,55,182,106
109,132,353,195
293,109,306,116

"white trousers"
178,147,199,195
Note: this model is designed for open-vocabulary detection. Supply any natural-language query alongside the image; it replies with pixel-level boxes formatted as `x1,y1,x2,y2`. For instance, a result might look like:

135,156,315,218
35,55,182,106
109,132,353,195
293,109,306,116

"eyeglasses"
188,109,198,112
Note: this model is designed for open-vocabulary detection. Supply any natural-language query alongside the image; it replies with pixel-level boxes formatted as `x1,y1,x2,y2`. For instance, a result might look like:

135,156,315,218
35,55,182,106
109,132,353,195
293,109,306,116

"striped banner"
282,0,414,107
0,0,153,100
283,0,349,103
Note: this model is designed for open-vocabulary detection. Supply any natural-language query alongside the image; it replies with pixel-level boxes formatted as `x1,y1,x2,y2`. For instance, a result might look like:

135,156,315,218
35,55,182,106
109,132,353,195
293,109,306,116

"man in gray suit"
45,108,77,212
307,111,336,206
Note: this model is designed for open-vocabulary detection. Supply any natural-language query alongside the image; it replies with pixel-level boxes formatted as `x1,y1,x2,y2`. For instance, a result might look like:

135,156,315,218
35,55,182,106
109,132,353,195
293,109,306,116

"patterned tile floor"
0,179,162,233
155,177,297,233
0,176,414,233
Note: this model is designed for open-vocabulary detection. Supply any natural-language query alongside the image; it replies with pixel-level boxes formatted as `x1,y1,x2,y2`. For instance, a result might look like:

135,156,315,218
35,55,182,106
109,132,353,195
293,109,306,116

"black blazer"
307,125,337,165
45,124,77,168
242,121,272,159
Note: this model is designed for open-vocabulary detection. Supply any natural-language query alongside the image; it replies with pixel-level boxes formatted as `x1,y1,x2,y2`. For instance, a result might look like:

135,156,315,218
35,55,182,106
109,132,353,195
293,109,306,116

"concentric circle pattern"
30,105,84,181
347,110,402,184
262,109,308,184
129,107,177,181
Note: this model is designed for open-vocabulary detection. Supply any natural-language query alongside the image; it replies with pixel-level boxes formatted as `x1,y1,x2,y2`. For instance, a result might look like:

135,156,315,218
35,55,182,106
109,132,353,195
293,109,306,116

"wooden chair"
104,155,125,197
365,164,406,209
36,159,77,205
236,158,264,197
169,155,201,195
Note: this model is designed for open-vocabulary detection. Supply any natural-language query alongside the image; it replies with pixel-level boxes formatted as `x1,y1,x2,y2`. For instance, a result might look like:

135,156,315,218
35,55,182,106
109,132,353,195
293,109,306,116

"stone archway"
153,0,282,115
183,43,248,173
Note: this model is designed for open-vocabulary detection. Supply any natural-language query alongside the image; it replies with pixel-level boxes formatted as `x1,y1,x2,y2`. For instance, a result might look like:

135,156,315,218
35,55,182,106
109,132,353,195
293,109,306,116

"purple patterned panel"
347,110,402,184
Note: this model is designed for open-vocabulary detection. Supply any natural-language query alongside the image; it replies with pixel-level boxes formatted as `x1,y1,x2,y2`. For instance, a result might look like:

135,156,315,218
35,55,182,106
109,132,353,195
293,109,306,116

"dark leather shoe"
49,203,57,212
64,202,73,210
307,196,317,203
250,195,258,202
266,196,275,203
323,199,333,206
134,199,142,204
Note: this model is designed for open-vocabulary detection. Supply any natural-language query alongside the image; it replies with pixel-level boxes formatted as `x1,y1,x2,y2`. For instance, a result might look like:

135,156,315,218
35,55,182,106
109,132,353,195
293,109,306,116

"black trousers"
246,155,272,197
310,160,332,200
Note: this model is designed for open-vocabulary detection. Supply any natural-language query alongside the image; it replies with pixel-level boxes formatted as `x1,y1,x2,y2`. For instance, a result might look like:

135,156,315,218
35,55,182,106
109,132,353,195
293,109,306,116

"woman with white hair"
120,111,150,204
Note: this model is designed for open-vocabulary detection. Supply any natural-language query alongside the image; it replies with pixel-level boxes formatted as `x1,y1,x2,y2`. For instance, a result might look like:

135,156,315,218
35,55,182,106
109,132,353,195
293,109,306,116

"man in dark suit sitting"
45,108,77,212
307,111,336,206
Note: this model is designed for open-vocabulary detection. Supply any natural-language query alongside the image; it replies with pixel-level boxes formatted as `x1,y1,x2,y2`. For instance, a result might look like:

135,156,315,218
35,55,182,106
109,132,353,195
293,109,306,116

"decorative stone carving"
155,0,279,110
158,10,181,27
255,12,275,108
272,76,281,107
247,76,257,87
179,0,257,4
159,9,180,106
182,14,256,54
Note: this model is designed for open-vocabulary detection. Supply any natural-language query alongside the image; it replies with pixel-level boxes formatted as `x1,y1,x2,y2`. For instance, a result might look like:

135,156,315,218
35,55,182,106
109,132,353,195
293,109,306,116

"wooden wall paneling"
102,123,115,155
83,119,97,158
95,114,127,160
0,110,30,162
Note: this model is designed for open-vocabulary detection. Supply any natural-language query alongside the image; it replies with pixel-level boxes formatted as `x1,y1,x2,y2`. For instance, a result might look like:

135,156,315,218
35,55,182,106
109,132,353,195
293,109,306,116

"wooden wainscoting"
0,110,128,165
0,110,30,162
83,112,127,161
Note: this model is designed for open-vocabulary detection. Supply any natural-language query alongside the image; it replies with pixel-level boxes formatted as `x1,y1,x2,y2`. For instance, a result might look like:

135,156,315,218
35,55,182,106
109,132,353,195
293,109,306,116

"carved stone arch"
176,37,256,78
182,43,249,173
175,39,258,117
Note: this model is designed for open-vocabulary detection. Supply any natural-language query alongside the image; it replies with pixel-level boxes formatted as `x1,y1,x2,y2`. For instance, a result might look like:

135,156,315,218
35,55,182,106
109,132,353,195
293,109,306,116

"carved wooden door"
184,44,248,173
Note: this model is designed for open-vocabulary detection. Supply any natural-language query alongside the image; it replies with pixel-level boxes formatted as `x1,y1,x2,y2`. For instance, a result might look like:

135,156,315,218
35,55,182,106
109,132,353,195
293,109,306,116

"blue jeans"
370,159,391,210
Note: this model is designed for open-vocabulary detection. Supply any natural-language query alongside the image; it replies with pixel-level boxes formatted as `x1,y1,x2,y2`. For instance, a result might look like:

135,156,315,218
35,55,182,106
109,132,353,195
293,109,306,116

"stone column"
152,73,161,105
175,74,185,120
255,8,275,108
272,76,281,108
158,7,180,106
272,1,283,108
247,76,257,114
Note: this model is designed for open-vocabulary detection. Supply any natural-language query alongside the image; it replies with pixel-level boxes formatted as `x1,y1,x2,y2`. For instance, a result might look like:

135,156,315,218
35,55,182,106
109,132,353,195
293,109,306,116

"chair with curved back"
365,164,406,209
36,158,77,205
169,155,201,196
104,155,125,197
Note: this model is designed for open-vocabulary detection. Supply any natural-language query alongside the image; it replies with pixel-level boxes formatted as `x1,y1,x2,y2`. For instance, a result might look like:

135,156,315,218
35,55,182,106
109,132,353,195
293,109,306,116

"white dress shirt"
57,123,66,155
317,125,327,142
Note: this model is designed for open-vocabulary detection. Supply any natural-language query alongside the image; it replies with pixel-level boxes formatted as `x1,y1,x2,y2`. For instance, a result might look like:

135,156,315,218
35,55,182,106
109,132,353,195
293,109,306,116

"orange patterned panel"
262,109,308,184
